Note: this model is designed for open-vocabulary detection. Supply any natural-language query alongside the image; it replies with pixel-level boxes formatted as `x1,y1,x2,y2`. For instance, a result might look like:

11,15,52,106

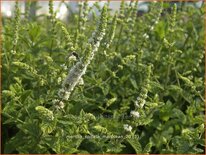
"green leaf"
168,85,183,93
143,142,153,153
62,148,79,154
155,21,165,39
106,97,117,107
40,120,56,135
171,108,187,124
150,81,164,91
177,73,193,86
4,131,26,153
21,90,32,103
126,137,142,154
130,78,138,89
35,106,54,121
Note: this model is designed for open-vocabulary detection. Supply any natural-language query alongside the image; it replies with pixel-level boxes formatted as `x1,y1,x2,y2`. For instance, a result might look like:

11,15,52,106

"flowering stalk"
63,5,107,93
49,0,58,46
127,0,136,20
77,1,83,33
55,5,108,106
103,13,117,52
123,65,152,132
75,1,90,50
142,2,163,41
135,65,152,109
80,0,89,32
169,4,177,33
4,1,20,83
116,1,138,52
129,0,138,26
132,1,138,17
115,0,126,51
57,21,76,54
49,0,54,17
125,1,138,47
12,61,38,76
123,124,132,132
119,0,125,18
24,0,31,20
195,50,204,69
12,1,20,54
163,4,181,85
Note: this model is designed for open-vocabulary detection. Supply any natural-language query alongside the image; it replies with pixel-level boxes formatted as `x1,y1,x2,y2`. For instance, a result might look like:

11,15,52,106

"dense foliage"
2,1,205,154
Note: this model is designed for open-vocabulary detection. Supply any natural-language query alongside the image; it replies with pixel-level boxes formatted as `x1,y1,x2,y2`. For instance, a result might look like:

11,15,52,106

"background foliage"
2,1,205,154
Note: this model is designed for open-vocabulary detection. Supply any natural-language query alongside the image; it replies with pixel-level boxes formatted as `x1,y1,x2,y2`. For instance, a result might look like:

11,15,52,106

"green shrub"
2,1,205,154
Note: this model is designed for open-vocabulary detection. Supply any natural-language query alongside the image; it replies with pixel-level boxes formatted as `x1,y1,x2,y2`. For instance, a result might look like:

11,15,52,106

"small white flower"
60,64,67,70
143,94,148,99
78,78,84,85
63,91,71,100
96,41,100,48
58,101,65,109
150,26,154,31
143,33,149,39
11,50,16,54
52,99,60,104
96,36,102,41
57,77,62,84
123,124,132,132
135,98,145,108
69,55,77,62
155,20,159,25
140,100,145,108
130,111,140,118
53,100,64,109
103,50,108,56
134,100,139,107
93,46,98,52
105,43,109,48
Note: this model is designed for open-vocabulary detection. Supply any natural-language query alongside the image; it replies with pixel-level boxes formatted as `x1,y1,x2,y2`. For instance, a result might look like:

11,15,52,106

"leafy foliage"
2,1,205,154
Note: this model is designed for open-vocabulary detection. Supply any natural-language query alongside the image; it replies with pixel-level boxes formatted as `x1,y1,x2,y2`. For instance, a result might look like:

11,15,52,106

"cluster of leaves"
2,1,205,154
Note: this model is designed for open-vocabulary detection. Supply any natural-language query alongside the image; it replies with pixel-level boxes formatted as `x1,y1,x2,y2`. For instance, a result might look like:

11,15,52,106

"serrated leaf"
126,137,142,154
143,142,153,153
35,106,54,121
40,120,56,135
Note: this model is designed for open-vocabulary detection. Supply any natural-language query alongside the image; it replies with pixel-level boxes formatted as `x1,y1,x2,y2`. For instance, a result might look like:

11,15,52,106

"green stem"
50,39,53,56
115,24,124,52
174,68,180,87
3,113,24,124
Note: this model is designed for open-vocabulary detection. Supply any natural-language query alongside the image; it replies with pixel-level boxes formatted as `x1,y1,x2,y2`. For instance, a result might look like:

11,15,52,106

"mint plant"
2,1,205,154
